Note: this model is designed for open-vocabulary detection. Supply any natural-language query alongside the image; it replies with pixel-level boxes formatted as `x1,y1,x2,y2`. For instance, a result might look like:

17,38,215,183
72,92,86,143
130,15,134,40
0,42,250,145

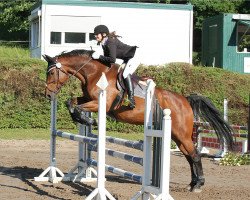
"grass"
0,128,144,141
0,45,30,58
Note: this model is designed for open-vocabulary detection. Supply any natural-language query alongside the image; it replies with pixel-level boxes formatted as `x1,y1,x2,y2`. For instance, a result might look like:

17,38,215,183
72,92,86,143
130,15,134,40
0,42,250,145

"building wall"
222,14,250,73
31,2,193,65
202,13,250,74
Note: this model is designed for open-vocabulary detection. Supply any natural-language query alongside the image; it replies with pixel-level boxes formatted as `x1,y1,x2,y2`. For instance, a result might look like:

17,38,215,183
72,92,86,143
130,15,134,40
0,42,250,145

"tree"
0,0,37,40
0,0,248,46
190,0,245,30
189,0,247,51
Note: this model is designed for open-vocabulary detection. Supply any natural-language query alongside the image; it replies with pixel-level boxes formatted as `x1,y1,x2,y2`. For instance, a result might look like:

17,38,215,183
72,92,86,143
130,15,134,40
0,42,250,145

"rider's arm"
99,38,116,64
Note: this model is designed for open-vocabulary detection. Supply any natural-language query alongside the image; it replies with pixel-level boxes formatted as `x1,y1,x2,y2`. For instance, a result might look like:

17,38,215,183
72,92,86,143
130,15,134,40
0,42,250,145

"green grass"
0,128,144,141
0,45,30,58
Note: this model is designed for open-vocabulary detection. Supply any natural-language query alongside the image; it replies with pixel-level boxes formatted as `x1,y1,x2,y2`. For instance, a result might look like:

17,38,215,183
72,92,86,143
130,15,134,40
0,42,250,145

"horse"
43,49,235,193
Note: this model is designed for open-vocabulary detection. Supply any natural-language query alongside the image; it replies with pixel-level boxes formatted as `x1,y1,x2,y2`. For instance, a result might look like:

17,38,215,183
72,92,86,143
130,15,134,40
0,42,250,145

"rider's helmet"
94,25,109,35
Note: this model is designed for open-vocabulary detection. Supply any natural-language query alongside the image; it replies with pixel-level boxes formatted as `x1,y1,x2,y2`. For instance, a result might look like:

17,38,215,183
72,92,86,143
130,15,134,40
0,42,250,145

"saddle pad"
134,81,147,99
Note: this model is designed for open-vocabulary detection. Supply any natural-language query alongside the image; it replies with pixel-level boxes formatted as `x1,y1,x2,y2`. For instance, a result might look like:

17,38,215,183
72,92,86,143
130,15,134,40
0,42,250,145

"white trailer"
29,0,193,65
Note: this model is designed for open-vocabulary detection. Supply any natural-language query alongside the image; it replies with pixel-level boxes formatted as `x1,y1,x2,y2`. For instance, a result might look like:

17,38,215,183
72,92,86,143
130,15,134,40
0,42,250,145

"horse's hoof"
92,119,98,126
74,108,97,126
189,183,203,193
186,185,192,191
191,187,202,193
186,181,196,191
65,99,74,113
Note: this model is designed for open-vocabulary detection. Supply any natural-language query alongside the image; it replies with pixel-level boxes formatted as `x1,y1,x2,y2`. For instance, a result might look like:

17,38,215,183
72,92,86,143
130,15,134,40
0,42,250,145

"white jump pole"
223,98,228,155
214,98,228,159
86,73,116,200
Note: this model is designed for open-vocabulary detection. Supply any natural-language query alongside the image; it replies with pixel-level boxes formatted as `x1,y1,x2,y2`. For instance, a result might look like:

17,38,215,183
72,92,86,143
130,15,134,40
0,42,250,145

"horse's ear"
43,54,54,63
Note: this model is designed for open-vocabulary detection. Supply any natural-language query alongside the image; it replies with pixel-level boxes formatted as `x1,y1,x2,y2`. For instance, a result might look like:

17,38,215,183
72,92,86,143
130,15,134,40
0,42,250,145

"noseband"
46,58,92,94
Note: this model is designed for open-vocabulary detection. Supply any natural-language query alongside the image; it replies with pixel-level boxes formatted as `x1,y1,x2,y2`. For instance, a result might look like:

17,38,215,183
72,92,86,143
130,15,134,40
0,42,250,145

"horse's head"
43,49,96,100
43,54,70,100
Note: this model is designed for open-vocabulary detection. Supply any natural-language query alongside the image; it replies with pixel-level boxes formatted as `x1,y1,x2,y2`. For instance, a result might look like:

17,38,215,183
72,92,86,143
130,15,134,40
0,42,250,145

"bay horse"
44,49,234,193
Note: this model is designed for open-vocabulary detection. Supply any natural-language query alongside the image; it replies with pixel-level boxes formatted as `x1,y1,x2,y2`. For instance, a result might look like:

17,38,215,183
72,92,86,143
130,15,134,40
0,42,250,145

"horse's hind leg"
176,140,205,193
187,148,204,192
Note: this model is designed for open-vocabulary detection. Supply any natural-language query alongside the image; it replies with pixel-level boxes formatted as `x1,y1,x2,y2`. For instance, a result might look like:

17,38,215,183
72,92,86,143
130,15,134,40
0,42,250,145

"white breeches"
122,54,140,78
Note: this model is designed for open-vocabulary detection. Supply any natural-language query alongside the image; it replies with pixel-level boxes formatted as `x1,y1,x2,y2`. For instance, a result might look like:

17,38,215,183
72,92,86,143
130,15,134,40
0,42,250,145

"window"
65,32,86,43
237,20,250,52
89,33,96,41
50,32,61,44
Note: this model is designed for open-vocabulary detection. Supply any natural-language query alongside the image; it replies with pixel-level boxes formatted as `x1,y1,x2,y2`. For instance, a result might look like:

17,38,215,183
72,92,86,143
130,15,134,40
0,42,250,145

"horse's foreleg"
66,97,88,108
74,101,99,125
66,98,98,126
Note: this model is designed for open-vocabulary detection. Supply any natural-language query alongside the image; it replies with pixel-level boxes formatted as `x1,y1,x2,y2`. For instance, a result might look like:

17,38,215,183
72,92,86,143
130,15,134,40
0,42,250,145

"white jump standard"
86,73,115,200
35,76,173,199
132,80,174,200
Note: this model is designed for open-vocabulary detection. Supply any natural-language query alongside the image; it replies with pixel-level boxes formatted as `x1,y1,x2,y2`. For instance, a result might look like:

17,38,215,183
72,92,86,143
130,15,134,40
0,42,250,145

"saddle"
110,63,154,110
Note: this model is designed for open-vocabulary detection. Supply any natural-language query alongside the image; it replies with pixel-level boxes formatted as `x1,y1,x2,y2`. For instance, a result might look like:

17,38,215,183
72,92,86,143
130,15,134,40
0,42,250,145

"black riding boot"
124,74,136,109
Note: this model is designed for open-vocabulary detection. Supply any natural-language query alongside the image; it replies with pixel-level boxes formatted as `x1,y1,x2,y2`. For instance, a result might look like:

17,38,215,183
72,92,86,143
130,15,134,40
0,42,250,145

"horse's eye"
50,71,54,75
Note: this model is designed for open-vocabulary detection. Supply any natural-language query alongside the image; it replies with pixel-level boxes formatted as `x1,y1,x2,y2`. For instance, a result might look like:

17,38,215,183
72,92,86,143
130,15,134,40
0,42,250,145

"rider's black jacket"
99,37,137,66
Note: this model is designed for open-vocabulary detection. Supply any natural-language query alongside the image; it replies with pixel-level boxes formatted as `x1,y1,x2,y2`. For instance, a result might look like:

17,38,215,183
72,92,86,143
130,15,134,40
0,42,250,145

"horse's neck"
66,57,119,87
86,62,119,80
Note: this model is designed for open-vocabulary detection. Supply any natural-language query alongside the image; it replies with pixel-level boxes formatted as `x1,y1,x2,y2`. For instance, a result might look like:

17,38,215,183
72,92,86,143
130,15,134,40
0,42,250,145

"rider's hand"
92,52,101,59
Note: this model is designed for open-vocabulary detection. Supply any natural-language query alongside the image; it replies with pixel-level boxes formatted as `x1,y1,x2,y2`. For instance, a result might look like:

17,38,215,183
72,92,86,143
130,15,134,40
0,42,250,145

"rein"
68,57,92,79
46,57,92,94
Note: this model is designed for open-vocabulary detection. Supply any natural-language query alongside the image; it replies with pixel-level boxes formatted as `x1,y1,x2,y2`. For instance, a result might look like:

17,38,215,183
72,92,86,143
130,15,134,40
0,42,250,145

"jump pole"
86,73,115,200
214,98,229,158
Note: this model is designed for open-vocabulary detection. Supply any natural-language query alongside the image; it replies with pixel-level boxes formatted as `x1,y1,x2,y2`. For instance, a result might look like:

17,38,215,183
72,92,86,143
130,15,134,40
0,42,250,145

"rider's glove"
92,52,101,59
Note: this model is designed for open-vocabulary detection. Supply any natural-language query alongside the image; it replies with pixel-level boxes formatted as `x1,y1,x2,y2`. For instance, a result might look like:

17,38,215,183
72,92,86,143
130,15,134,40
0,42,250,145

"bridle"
46,57,92,94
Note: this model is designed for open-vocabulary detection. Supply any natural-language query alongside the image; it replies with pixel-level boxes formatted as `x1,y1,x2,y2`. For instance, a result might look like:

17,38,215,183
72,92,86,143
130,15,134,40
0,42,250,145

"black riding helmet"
94,25,109,35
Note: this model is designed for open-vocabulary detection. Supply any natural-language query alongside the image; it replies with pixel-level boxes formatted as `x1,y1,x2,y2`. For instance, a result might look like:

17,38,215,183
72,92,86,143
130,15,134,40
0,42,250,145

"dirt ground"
0,140,250,200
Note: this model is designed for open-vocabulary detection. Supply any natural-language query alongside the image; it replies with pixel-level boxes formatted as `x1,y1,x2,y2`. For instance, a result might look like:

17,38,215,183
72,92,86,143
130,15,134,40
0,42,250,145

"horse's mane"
57,49,94,59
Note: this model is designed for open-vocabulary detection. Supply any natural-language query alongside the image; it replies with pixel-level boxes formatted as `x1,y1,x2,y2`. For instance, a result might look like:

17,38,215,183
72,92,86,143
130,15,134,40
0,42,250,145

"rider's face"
95,33,103,42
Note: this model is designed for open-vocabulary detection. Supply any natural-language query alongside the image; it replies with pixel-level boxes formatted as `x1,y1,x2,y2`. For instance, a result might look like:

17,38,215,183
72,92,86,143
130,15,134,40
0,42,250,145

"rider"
92,24,138,109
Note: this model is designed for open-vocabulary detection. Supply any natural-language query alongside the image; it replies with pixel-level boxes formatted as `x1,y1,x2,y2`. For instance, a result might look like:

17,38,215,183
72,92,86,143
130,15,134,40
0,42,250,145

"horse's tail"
187,94,235,150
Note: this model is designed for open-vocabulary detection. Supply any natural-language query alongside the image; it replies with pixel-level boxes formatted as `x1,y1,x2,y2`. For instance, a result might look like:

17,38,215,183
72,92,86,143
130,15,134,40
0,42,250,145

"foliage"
189,0,245,31
0,0,248,37
219,152,250,166
192,51,201,65
0,45,250,130
0,0,36,32
238,35,250,52
137,63,250,125
99,0,170,2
